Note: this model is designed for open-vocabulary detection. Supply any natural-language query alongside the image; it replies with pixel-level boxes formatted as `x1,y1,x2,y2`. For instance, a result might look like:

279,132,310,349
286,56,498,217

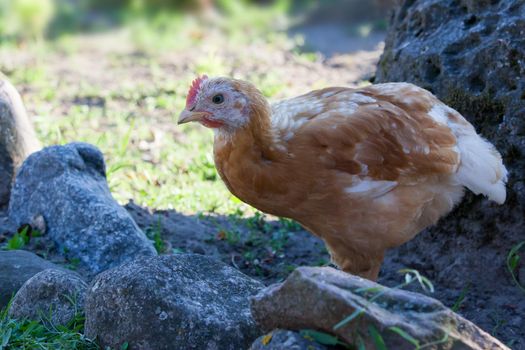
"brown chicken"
178,76,507,280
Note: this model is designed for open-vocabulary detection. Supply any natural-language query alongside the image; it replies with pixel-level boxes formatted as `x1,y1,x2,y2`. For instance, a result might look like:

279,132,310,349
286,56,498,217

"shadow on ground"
124,201,331,284
1,198,523,348
127,200,525,349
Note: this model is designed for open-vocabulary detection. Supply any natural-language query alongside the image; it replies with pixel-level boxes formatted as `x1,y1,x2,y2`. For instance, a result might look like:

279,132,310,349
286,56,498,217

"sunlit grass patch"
0,0,311,219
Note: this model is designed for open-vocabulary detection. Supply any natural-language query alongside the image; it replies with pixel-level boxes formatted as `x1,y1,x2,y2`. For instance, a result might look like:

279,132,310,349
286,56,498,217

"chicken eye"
212,94,224,104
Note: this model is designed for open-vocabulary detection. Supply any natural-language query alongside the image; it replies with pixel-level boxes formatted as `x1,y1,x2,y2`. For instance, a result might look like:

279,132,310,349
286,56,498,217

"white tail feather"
455,133,508,204
428,102,507,204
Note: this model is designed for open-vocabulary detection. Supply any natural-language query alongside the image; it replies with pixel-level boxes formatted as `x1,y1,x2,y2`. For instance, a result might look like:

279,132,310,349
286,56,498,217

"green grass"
5,227,31,251
4,5,295,217
4,226,41,251
451,285,469,312
145,219,167,253
506,241,525,293
0,302,97,350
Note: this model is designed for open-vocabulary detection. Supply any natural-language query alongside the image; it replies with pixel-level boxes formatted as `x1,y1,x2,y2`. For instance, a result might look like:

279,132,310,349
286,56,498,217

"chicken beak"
177,110,209,125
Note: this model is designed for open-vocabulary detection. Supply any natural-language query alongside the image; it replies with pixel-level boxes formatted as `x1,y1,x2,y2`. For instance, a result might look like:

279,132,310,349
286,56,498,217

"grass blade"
299,329,339,346
368,325,387,350
389,326,420,347
333,308,364,330
1,328,12,347
506,241,525,294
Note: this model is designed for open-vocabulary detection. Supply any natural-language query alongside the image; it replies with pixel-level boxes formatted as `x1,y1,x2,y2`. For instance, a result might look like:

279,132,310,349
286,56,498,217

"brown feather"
212,82,485,279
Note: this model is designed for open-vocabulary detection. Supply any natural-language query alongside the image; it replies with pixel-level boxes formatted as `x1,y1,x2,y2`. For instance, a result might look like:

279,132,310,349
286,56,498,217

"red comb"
186,75,208,108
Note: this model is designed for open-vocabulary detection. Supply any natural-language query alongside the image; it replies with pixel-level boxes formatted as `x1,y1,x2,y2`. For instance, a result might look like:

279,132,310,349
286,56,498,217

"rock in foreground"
9,143,157,274
0,250,66,309
0,75,41,205
375,0,525,344
85,254,264,350
251,267,509,350
9,268,87,326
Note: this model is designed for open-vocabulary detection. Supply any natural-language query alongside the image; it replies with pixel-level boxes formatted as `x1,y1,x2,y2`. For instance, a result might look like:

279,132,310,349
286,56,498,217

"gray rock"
249,330,329,350
0,146,13,207
0,209,16,236
8,143,157,274
85,254,264,350
375,1,525,345
0,74,41,205
8,268,87,326
0,250,66,309
375,0,524,252
251,267,509,350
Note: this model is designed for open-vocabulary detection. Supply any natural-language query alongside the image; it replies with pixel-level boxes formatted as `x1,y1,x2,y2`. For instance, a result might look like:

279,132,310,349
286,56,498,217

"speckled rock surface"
0,75,40,206
251,267,509,349
85,254,264,350
0,209,16,236
249,330,329,350
0,146,13,206
376,0,524,209
376,0,524,221
375,1,525,345
9,268,87,326
8,143,156,274
0,250,66,309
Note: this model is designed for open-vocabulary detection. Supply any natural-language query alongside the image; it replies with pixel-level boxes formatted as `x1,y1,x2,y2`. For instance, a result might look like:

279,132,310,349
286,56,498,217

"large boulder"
376,0,524,222
375,0,525,344
0,250,66,309
251,267,509,349
85,254,264,350
0,74,40,205
9,143,157,274
8,268,87,326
